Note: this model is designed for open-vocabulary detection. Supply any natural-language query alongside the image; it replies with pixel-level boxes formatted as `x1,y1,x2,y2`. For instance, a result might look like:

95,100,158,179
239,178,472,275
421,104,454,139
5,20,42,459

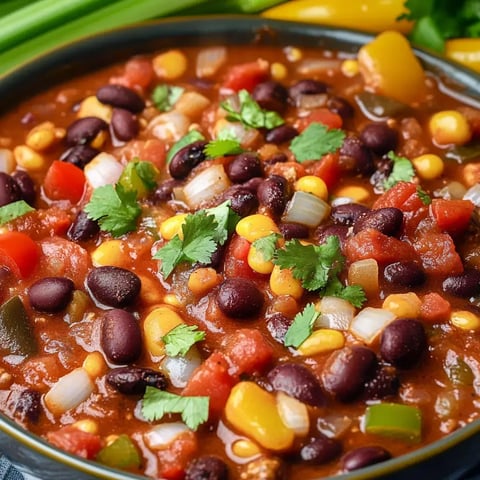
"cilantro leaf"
417,186,432,205
289,123,345,163
204,139,243,158
205,201,240,245
163,324,206,357
252,233,281,262
142,387,209,430
284,303,319,348
152,84,184,112
221,89,284,130
84,183,141,237
324,277,367,309
384,151,415,190
166,130,205,164
0,200,34,225
217,126,239,141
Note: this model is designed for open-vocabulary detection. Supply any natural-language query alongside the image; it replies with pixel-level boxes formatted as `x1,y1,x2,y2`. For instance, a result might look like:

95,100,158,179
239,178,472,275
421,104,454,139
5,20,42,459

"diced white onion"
434,181,467,200
297,93,327,110
350,307,396,344
297,58,342,76
213,118,260,148
464,183,480,206
317,414,353,438
282,191,331,228
44,367,94,415
161,346,202,388
0,148,15,173
149,111,190,141
84,152,123,188
347,259,379,297
196,47,227,78
315,296,355,330
144,422,190,450
276,392,310,436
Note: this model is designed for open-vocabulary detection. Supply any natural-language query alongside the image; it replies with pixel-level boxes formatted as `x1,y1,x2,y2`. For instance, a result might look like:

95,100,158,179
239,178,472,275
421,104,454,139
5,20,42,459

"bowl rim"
0,14,479,480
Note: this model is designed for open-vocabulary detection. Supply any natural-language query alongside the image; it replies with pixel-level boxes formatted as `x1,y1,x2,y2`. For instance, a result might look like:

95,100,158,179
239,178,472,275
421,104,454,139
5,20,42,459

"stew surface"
0,30,480,480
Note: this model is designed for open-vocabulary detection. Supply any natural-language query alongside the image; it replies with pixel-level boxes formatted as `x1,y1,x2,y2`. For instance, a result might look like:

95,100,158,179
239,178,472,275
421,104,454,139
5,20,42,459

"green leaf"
409,16,446,52
0,200,34,225
163,324,206,357
252,233,281,261
417,186,432,205
142,387,209,430
166,130,205,164
151,84,184,111
284,303,319,348
205,201,240,245
204,139,243,158
118,160,158,197
289,123,345,163
384,151,415,190
324,277,367,309
217,126,239,141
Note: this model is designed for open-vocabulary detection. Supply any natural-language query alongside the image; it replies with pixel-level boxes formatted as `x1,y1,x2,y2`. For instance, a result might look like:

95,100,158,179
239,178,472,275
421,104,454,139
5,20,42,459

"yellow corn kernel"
82,351,107,379
159,214,187,240
295,175,328,201
175,91,211,119
153,50,188,80
188,267,222,296
297,329,345,356
236,214,279,243
412,153,444,180
77,95,113,123
270,265,303,300
429,110,472,146
284,46,303,62
225,381,295,451
13,145,46,171
341,59,359,77
232,438,261,458
450,310,480,331
348,258,379,297
65,290,90,324
90,129,108,149
91,239,125,267
334,185,370,203
248,244,274,274
26,121,60,151
72,419,99,435
143,305,184,357
383,292,421,318
163,293,182,307
139,274,164,306
271,62,288,81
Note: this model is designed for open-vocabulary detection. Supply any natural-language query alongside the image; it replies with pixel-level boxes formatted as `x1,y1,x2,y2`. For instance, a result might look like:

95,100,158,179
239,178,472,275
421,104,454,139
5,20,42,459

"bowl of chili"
0,15,480,480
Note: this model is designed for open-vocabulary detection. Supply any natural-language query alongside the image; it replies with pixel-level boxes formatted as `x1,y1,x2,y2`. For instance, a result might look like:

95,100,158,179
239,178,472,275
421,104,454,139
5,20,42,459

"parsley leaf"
166,130,205,164
118,160,158,196
289,123,345,163
84,184,141,237
252,233,281,261
204,139,243,158
221,89,284,130
284,303,319,348
0,200,34,225
163,324,206,357
152,84,184,111
142,387,209,430
384,151,415,190
417,186,432,205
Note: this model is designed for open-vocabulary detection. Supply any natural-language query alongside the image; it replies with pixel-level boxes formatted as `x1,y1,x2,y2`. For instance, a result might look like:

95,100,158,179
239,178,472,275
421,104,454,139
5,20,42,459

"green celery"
179,0,287,14
0,0,33,17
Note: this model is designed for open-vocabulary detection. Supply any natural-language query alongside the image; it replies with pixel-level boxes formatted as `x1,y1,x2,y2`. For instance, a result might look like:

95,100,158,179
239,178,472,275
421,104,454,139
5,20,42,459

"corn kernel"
429,110,472,146
284,46,303,62
82,352,107,379
0,148,15,173
383,292,421,318
65,290,90,324
139,274,164,306
188,267,222,296
91,239,125,267
232,439,261,458
175,91,211,119
295,175,328,201
341,59,359,77
26,122,59,151
248,244,275,274
270,265,303,300
236,214,279,243
159,214,187,240
412,153,444,180
13,145,46,171
334,185,370,203
450,310,480,331
163,293,183,307
270,62,288,81
297,329,345,356
90,129,108,149
72,419,99,435
77,95,113,123
153,50,188,80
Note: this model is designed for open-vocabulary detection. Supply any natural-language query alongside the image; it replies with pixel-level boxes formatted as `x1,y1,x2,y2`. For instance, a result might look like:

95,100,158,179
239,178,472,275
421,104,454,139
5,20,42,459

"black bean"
66,117,108,146
257,175,288,216
339,135,374,175
360,123,398,156
241,176,263,192
185,455,229,480
279,222,309,240
252,80,289,113
12,170,35,206
300,434,342,464
169,141,207,179
342,446,391,471
106,367,167,394
266,313,293,344
67,210,100,242
0,172,21,207
321,346,377,401
216,278,263,318
326,96,354,121
222,186,258,217
14,389,41,423
96,84,145,113
101,309,142,364
226,152,262,183
331,203,370,226
442,269,480,298
289,79,328,104
265,125,299,144
150,179,180,203
380,318,427,369
111,108,139,141
28,277,74,313
313,225,349,249
60,144,99,169
384,261,425,287
363,365,400,400
370,156,393,191
86,266,141,308
353,207,403,236
267,363,325,407
201,244,226,270
263,152,288,166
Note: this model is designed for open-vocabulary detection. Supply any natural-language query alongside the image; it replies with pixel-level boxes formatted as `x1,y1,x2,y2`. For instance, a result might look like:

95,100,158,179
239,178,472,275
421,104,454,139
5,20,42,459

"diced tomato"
373,181,424,213
124,57,154,88
296,108,343,131
43,161,86,203
222,59,269,92
309,153,341,190
223,329,274,375
420,292,451,323
0,231,40,278
265,160,306,181
156,431,197,480
431,199,474,236
47,426,102,460
223,234,259,279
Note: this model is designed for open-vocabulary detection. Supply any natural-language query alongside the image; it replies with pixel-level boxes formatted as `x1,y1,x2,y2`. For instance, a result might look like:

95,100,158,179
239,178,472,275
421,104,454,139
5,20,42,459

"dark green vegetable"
96,434,141,469
445,357,474,386
445,142,480,163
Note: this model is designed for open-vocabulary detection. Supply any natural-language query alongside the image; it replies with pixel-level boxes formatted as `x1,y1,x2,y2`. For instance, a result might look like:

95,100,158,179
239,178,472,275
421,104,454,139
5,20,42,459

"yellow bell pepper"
262,0,413,34
445,38,480,73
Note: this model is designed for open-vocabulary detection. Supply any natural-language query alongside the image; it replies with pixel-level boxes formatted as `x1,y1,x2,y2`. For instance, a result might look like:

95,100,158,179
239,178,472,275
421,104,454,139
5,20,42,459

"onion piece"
196,47,227,78
297,58,342,75
350,307,396,344
84,152,123,188
464,183,480,206
276,392,310,436
0,148,14,173
282,191,330,228
317,413,353,438
44,367,94,415
297,93,327,110
148,111,190,141
161,346,202,388
348,259,379,297
434,181,467,200
144,422,190,450
315,296,355,330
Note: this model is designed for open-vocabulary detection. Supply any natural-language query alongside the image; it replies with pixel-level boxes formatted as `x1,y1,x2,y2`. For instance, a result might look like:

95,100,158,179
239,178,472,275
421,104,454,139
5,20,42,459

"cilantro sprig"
166,130,205,164
152,84,184,112
284,303,319,348
252,233,281,262
163,324,206,357
204,139,243,158
384,151,415,190
0,200,34,225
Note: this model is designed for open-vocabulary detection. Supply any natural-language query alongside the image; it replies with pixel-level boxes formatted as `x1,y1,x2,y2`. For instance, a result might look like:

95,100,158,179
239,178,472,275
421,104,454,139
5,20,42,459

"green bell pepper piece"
96,434,141,469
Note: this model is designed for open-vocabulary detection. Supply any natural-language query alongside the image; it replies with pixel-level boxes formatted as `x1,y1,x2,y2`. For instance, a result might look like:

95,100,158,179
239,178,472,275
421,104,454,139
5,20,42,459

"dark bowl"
1,16,479,480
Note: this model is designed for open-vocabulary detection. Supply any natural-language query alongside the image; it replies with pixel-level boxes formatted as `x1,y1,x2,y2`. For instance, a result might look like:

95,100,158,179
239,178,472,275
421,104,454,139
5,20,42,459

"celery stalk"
0,0,33,17
179,0,287,14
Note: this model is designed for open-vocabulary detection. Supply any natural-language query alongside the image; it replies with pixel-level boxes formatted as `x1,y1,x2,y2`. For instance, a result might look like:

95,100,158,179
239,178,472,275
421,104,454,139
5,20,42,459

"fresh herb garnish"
163,324,206,357
252,233,281,262
118,160,158,196
284,303,319,348
417,186,432,205
217,126,239,141
206,201,241,245
204,139,243,158
324,277,367,309
0,200,34,225
151,84,184,111
221,89,284,130
289,123,345,162
166,130,205,164
384,151,415,190
142,387,209,430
